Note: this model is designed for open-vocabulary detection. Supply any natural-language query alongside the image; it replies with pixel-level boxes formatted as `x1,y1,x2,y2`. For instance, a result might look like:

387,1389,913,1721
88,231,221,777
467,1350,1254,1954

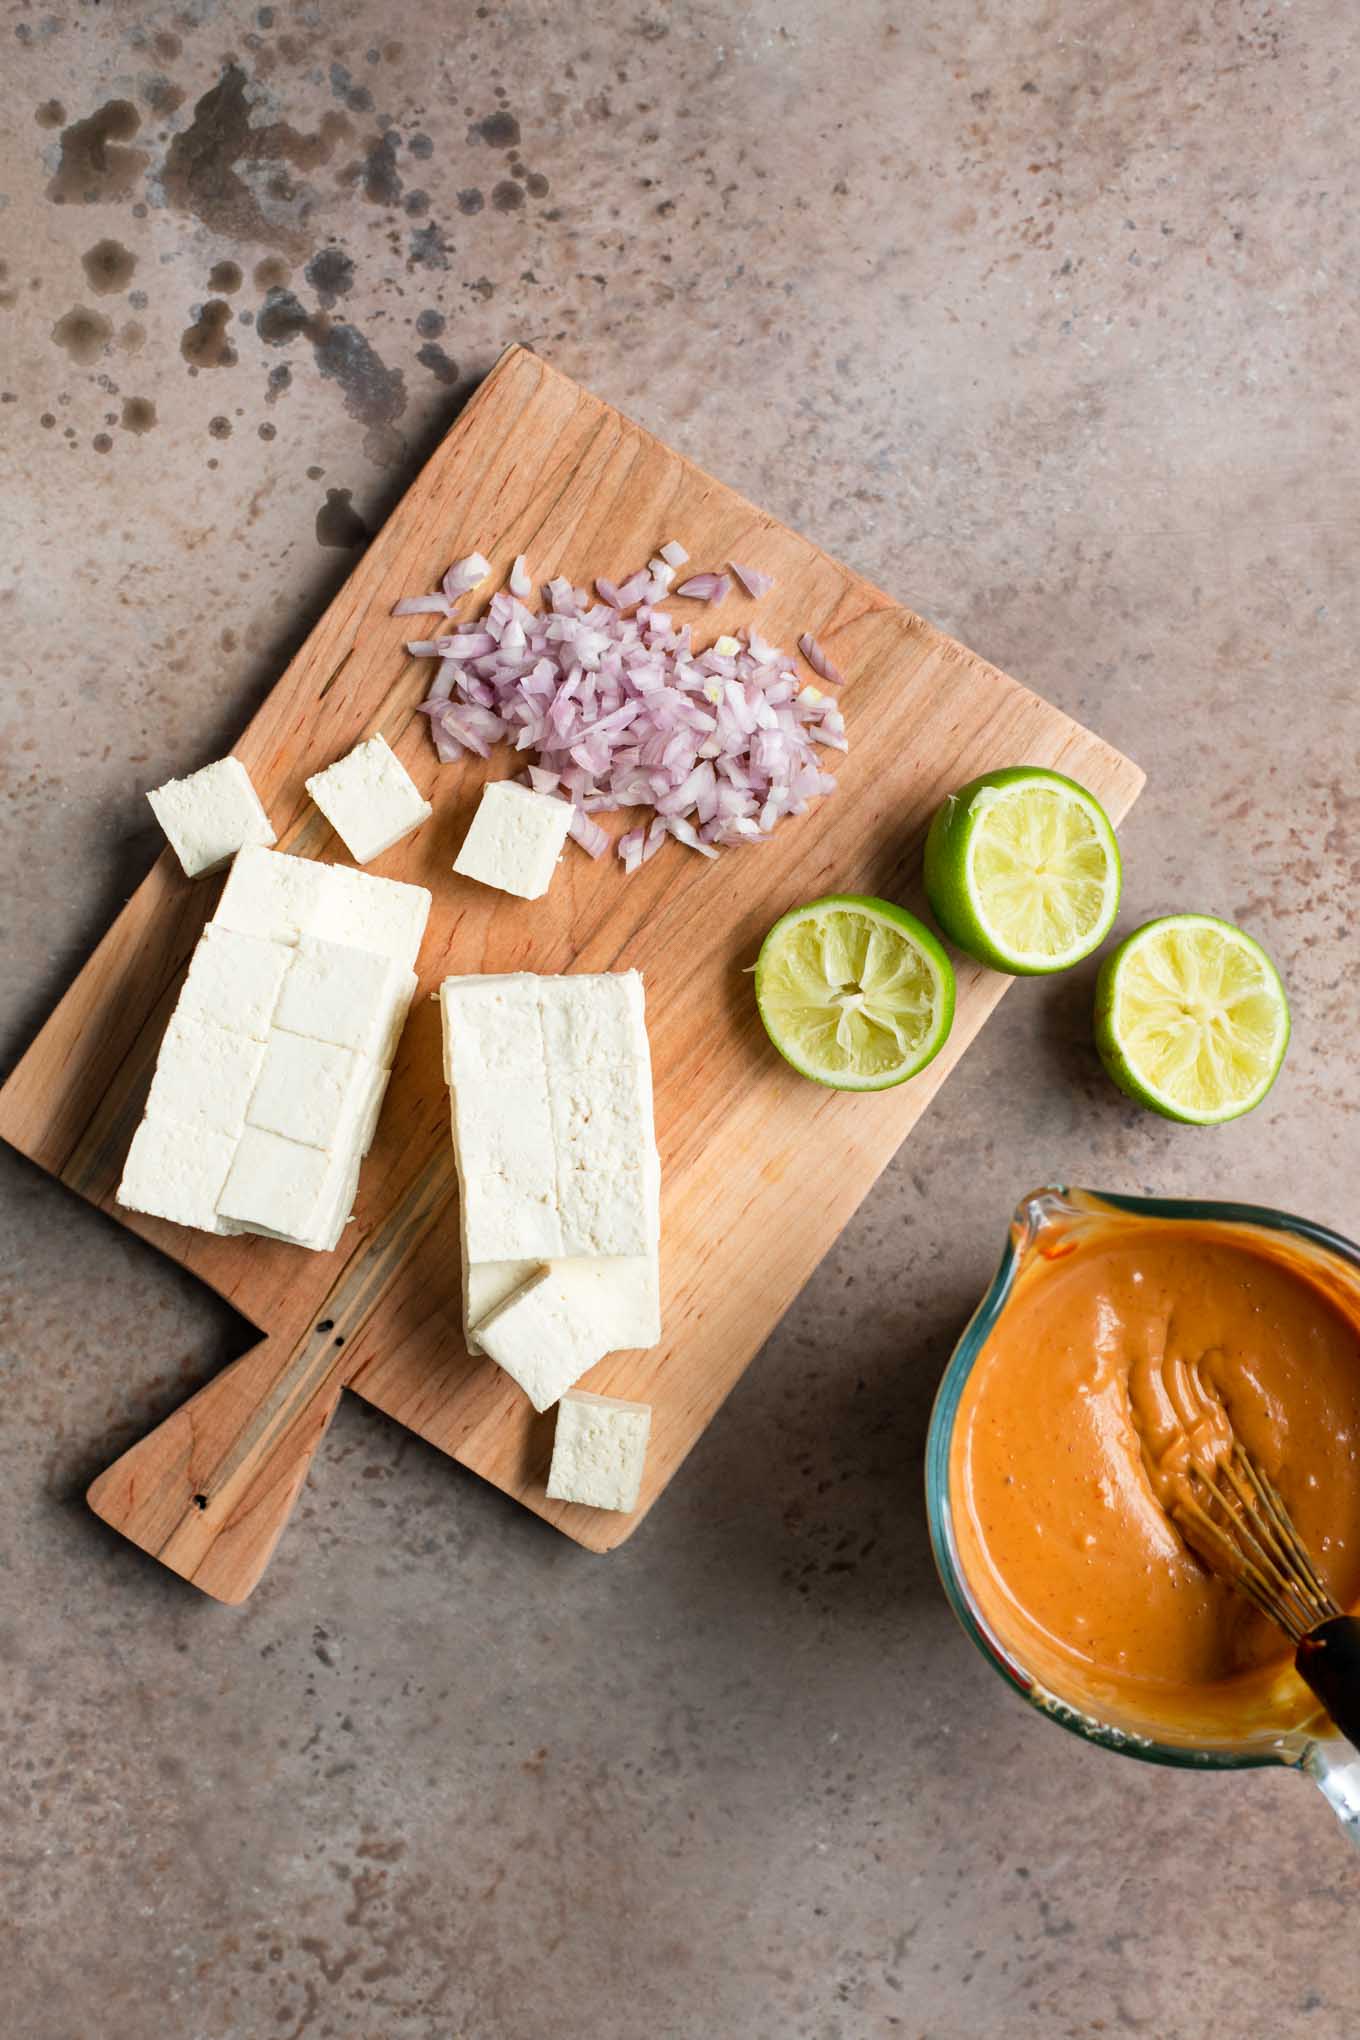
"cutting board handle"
87,1323,350,1604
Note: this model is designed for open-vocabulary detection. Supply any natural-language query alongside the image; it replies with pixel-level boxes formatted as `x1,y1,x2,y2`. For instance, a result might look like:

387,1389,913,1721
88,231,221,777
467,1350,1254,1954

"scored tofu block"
305,732,432,865
546,1389,652,1512
117,1117,237,1233
246,1031,365,1151
144,1014,268,1138
116,845,431,1247
475,1266,613,1412
273,935,415,1065
215,846,431,970
216,1126,336,1241
147,755,276,879
176,924,292,1041
453,780,573,900
441,969,662,1348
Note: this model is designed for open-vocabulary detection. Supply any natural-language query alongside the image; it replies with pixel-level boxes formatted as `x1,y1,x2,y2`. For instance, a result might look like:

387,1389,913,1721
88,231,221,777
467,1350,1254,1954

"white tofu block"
309,860,431,970
216,1126,335,1240
116,1116,236,1232
474,1266,611,1412
144,1013,267,1137
176,925,292,1040
546,1389,652,1512
305,732,432,865
453,780,572,900
246,1031,364,1151
214,844,334,947
274,935,415,1065
147,756,276,879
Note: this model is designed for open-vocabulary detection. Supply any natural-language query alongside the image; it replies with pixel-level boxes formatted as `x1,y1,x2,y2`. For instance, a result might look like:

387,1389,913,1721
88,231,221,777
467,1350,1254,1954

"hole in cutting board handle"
193,1494,209,1510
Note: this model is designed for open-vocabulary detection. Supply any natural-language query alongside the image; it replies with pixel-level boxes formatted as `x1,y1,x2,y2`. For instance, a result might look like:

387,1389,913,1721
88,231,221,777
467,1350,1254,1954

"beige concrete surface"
3,2,1358,2034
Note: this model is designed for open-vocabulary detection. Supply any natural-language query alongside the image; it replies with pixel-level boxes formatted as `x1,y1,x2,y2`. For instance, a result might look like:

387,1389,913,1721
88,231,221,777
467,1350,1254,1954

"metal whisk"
1175,1433,1360,1744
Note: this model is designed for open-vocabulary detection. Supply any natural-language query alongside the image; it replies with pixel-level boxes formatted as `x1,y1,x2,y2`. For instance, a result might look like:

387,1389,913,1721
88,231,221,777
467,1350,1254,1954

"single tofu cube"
176,925,292,1040
557,1162,658,1258
538,970,648,1072
474,1265,611,1412
305,732,432,865
546,1389,652,1512
144,1013,267,1137
453,780,573,900
273,935,415,1065
116,1116,237,1232
309,860,432,969
214,844,335,947
147,756,276,879
246,1031,365,1151
216,1126,336,1241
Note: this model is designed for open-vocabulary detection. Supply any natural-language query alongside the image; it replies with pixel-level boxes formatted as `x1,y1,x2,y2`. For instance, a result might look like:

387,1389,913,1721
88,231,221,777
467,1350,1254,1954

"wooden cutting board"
0,345,1143,1601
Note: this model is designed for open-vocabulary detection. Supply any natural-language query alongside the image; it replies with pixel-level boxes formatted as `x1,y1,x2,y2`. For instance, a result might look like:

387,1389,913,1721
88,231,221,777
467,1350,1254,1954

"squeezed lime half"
754,893,956,1091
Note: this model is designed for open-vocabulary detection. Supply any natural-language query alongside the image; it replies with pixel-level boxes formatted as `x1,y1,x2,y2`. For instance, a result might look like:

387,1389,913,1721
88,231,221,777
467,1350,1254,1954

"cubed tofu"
274,935,415,1065
452,780,573,900
538,971,648,1072
176,924,292,1040
308,859,431,970
144,1013,268,1137
474,1265,610,1412
213,847,431,973
216,1126,336,1240
147,756,276,879
545,1388,652,1511
214,843,335,947
305,732,432,865
246,1031,366,1151
116,1116,237,1232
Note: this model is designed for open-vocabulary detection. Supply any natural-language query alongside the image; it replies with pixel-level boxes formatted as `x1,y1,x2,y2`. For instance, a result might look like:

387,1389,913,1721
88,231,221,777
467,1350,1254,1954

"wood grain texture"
0,345,1143,1597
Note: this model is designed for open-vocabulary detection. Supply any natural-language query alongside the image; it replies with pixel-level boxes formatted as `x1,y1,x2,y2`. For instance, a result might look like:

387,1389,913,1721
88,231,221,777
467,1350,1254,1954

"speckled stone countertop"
3,3,1358,2035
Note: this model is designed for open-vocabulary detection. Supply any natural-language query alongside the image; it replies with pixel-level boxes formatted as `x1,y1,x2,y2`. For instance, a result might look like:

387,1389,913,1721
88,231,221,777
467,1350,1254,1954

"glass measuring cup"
925,1186,1360,1847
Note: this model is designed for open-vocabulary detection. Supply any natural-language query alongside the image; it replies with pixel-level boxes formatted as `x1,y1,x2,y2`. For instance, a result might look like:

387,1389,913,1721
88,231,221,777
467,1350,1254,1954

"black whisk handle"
1296,1616,1360,1747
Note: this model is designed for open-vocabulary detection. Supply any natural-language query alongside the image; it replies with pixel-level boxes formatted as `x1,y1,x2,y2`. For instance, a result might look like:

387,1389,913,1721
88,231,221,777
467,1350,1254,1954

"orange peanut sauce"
950,1220,1360,1747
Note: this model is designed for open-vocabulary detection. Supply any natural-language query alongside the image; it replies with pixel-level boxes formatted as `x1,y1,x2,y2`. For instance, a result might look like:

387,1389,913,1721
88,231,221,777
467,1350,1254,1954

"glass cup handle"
1304,1739,1360,1848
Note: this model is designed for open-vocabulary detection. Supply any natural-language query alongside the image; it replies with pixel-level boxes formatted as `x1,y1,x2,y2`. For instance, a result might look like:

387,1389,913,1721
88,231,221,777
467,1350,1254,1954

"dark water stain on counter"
35,99,66,129
121,396,156,433
208,415,232,439
304,247,356,308
256,287,406,456
362,131,403,206
181,299,238,368
471,110,520,149
208,260,243,293
80,240,137,294
47,102,149,205
254,256,291,291
315,488,370,548
416,343,458,385
52,306,113,364
162,64,351,256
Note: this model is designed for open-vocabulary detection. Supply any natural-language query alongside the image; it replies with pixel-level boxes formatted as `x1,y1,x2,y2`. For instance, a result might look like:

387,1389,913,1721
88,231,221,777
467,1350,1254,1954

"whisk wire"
1176,1444,1340,1646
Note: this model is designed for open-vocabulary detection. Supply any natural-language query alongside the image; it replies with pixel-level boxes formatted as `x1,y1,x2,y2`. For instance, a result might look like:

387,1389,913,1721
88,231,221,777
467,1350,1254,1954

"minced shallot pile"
394,546,848,869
